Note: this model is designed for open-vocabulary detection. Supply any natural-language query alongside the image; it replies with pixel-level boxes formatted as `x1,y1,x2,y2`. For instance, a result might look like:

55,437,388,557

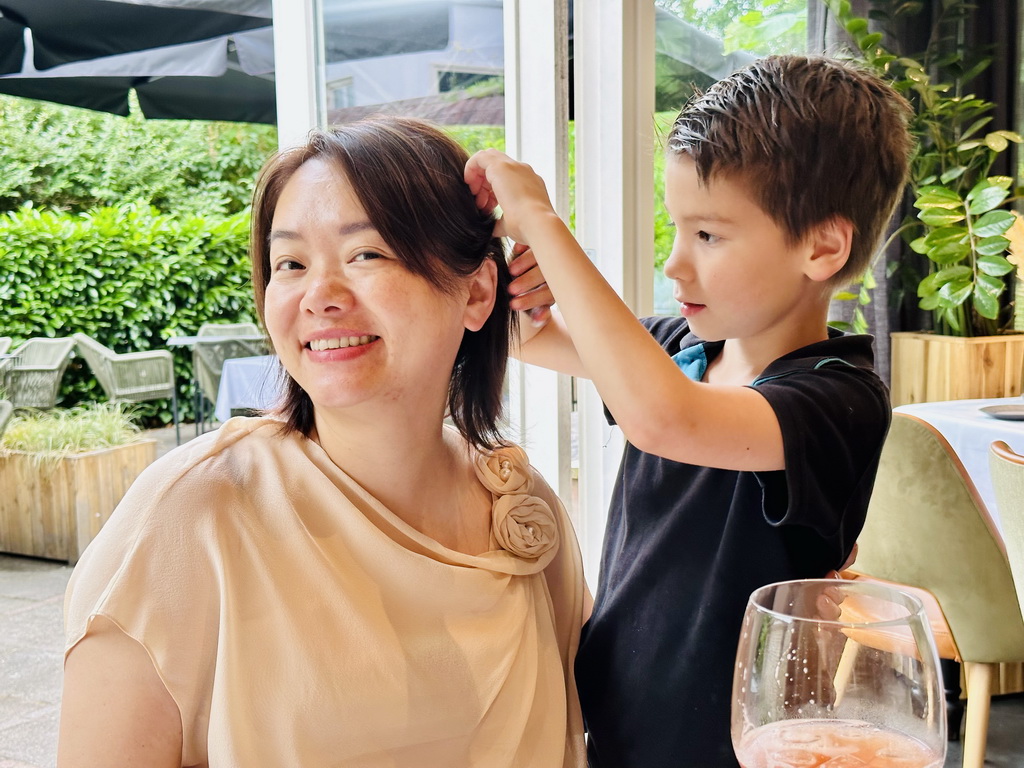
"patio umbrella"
0,0,276,123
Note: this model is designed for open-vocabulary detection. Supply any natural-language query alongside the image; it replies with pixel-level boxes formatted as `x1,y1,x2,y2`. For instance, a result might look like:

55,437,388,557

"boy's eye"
697,230,720,244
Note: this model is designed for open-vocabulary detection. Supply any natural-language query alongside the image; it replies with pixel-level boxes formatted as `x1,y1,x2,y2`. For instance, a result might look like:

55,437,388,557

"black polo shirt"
576,317,890,767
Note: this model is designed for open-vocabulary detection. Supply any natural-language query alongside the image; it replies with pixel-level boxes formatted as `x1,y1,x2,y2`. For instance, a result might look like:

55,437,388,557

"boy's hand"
465,149,559,244
509,243,553,328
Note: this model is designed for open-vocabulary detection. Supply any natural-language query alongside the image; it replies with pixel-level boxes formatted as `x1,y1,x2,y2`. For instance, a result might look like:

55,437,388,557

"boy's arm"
507,245,588,378
468,149,785,472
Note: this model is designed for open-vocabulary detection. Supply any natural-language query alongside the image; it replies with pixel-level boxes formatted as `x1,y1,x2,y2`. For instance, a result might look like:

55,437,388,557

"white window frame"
268,0,657,588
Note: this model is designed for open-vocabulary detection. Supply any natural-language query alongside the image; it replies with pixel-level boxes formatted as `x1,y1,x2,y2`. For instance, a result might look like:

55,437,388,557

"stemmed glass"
732,579,946,768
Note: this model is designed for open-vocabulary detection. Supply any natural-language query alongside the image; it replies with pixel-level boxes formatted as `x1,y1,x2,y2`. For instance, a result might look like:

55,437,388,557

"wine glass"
732,579,946,768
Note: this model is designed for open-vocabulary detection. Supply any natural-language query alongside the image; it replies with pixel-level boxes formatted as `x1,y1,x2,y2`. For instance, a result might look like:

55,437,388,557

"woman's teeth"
309,336,378,351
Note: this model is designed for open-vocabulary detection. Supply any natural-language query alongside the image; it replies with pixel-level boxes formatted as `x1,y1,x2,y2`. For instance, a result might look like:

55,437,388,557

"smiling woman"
57,117,587,768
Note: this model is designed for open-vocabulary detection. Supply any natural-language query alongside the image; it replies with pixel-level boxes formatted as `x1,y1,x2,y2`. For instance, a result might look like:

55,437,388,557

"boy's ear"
463,258,498,332
804,216,854,283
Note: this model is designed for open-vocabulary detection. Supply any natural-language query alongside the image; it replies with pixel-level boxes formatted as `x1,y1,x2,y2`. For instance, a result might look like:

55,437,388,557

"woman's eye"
352,251,385,262
697,230,720,244
273,258,304,271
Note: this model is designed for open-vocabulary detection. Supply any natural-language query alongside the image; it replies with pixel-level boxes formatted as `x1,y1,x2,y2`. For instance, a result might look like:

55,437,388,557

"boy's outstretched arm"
467,149,786,472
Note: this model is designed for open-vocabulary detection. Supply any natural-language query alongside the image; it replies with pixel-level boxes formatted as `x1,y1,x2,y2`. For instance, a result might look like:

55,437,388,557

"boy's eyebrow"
269,221,375,243
675,214,738,226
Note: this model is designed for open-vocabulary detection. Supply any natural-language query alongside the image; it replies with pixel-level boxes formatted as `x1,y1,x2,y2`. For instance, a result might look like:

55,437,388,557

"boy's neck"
705,308,832,386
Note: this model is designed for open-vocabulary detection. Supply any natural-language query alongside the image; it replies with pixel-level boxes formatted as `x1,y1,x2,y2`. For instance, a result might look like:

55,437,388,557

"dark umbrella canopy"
0,0,276,122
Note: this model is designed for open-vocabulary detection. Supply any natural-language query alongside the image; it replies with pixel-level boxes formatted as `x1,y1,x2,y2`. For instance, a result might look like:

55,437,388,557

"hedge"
0,203,255,425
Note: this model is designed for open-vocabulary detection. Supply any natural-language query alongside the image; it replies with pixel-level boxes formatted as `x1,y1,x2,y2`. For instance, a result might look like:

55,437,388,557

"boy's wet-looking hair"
250,116,516,450
668,54,914,289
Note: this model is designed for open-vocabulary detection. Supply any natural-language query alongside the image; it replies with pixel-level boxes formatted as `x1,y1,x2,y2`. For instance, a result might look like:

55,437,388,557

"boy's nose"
662,237,692,281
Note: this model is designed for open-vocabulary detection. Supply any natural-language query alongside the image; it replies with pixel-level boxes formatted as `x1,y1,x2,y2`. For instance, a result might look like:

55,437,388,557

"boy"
464,55,914,766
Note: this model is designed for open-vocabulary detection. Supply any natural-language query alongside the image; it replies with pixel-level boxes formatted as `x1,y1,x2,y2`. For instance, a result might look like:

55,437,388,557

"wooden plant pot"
0,439,156,564
890,332,1024,407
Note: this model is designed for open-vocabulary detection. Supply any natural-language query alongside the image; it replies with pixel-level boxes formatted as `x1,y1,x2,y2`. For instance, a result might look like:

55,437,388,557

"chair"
0,399,13,439
192,322,264,431
990,441,1024,627
2,337,76,409
0,337,11,355
72,333,180,444
846,412,1024,768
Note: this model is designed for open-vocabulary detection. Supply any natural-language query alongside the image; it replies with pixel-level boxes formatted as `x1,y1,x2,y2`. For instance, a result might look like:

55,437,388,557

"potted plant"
0,403,156,563
825,0,1024,405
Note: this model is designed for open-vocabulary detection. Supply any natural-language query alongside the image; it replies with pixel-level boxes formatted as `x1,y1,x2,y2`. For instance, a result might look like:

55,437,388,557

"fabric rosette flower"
474,444,533,496
491,493,558,559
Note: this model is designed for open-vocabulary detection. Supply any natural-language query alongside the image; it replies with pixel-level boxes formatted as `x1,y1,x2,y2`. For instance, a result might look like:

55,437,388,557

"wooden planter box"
890,332,1024,407
0,439,156,564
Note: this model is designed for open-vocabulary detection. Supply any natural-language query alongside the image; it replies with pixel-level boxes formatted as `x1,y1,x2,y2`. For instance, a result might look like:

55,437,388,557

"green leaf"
939,167,967,183
846,18,868,34
923,226,969,248
834,291,858,301
972,210,1016,237
972,284,1001,319
859,32,883,51
994,130,1024,143
918,209,965,226
977,254,1015,276
984,133,1009,152
925,240,971,264
938,280,972,305
919,293,941,310
909,236,928,254
933,265,972,283
915,185,962,203
974,235,1010,257
966,186,1009,215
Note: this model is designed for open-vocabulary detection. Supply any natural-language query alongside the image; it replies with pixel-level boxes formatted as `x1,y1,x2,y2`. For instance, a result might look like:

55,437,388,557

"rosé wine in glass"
732,580,946,768
734,718,943,768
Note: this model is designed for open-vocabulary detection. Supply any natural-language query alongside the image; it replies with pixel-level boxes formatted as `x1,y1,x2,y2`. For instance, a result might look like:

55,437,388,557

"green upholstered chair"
990,440,1024,628
3,337,76,409
72,333,179,444
849,412,1024,768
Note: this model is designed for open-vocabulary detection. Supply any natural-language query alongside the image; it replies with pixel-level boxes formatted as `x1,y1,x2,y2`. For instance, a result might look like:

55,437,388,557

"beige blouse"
65,418,586,767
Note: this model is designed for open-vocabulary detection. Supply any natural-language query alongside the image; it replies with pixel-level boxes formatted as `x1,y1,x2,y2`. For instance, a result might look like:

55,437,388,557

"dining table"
215,354,283,423
893,397,1024,532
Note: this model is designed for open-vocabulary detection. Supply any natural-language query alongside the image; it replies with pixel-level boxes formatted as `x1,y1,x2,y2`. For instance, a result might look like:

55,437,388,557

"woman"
58,117,587,767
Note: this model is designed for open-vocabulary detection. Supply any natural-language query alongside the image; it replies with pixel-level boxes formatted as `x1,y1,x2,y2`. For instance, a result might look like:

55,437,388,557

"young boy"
465,55,914,766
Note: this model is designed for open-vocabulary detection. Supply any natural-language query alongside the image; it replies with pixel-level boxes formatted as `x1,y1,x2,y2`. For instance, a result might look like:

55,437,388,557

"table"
215,355,283,422
894,397,1024,531
166,335,268,436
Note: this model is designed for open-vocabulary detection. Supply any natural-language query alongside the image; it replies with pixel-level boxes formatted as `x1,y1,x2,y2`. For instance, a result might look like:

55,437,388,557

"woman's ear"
463,258,498,332
804,216,854,283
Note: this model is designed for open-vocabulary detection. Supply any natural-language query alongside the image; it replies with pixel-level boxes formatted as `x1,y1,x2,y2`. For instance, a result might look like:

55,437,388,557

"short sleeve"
64,442,229,766
752,356,890,560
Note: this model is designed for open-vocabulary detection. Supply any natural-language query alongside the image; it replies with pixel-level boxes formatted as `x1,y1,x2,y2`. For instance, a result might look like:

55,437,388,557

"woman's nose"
300,269,354,315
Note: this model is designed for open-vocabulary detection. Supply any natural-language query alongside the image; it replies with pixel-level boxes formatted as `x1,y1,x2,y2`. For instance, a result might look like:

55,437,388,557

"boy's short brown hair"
668,55,914,289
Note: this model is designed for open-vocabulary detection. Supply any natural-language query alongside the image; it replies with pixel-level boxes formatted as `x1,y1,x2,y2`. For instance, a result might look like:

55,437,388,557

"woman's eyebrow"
269,221,375,244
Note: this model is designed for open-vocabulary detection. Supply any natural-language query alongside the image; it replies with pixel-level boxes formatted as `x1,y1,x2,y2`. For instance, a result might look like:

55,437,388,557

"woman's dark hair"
251,116,516,450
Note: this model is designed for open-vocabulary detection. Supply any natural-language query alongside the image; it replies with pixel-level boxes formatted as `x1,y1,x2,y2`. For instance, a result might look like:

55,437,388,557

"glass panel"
650,0,809,314
317,0,505,150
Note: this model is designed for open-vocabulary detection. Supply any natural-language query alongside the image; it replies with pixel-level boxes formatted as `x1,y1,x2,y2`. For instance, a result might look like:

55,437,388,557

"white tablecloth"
894,397,1024,530
215,355,283,423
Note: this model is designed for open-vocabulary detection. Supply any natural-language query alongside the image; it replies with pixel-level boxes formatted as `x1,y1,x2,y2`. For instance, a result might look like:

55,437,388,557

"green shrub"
0,96,276,216
0,203,255,424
